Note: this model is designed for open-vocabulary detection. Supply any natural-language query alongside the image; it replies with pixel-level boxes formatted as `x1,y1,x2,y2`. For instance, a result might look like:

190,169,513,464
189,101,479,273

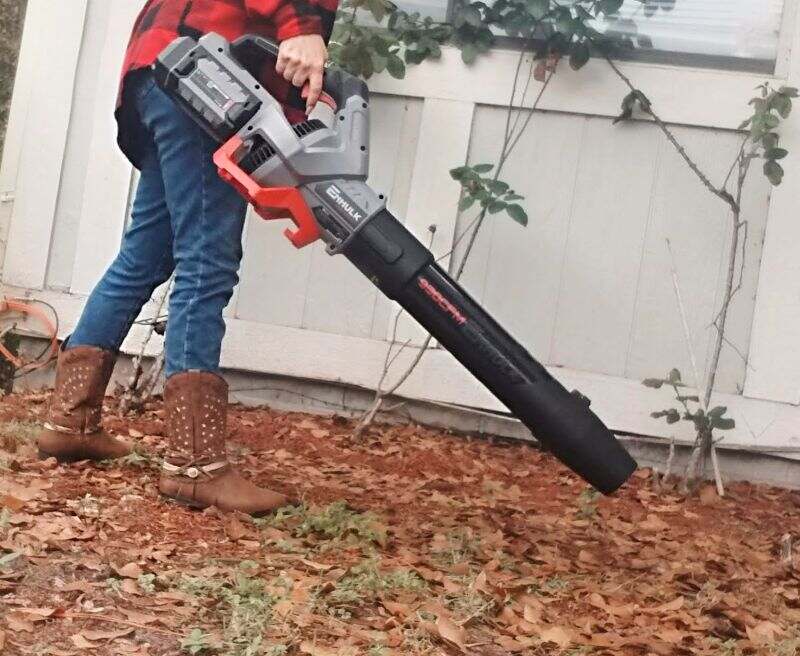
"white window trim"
370,45,791,131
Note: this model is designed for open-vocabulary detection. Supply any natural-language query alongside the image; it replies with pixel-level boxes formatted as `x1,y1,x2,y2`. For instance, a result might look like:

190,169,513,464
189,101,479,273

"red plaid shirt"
117,0,338,166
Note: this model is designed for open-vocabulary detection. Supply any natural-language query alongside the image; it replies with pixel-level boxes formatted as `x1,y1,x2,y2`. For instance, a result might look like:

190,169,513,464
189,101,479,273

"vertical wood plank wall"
0,1,88,289
458,108,770,394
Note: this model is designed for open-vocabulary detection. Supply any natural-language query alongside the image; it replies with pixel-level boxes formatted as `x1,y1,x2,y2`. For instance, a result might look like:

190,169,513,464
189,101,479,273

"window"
597,0,786,73
386,0,788,74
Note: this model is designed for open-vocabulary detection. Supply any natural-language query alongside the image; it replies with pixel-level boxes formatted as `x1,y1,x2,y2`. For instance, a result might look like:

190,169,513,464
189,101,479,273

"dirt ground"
0,392,798,656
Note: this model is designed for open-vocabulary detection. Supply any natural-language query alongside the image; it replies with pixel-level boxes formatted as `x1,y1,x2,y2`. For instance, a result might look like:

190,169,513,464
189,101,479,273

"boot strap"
162,460,228,480
43,421,99,436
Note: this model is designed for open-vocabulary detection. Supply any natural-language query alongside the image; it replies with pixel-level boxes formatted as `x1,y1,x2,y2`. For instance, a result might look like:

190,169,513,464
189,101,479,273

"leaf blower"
153,33,637,494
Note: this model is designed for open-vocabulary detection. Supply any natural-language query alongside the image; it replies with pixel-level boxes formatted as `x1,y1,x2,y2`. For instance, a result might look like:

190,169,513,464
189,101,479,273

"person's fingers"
276,50,289,75
283,60,300,83
306,68,323,113
292,66,310,88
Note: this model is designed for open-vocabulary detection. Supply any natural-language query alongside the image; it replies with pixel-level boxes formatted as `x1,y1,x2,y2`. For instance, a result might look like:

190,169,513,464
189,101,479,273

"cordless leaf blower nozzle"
154,33,638,494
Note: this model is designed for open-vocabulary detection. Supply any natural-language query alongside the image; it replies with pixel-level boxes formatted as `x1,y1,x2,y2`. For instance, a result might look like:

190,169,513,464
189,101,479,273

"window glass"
355,0,786,72
394,0,449,23
600,0,785,66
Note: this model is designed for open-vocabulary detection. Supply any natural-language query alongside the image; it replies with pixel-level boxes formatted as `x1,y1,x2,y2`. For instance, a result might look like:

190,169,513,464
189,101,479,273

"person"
36,0,337,515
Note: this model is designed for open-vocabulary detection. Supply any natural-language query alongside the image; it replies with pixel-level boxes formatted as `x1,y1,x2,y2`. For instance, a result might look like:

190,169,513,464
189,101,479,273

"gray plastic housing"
156,32,386,252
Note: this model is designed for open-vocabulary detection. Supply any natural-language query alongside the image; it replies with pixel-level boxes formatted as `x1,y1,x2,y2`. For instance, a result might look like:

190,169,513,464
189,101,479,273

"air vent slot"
292,119,326,138
239,136,276,174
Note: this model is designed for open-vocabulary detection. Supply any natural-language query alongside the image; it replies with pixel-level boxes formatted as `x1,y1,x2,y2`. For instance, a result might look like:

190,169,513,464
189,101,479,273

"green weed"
265,646,288,656
322,557,427,617
431,528,482,567
443,572,495,623
257,501,386,549
138,573,157,594
575,487,601,519
177,563,277,656
180,628,216,655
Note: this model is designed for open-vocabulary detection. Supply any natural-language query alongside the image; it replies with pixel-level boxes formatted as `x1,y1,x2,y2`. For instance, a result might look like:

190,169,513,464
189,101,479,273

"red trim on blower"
213,136,321,249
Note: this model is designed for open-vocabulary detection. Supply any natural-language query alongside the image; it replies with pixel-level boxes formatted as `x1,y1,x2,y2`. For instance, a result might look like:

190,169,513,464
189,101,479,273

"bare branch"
604,56,738,213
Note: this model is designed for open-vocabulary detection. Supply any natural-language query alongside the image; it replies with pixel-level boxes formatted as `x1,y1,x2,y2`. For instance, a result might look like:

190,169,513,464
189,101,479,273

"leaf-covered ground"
0,392,799,656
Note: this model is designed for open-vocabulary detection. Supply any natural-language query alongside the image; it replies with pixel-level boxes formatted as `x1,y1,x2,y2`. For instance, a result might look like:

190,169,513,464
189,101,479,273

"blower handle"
230,35,368,111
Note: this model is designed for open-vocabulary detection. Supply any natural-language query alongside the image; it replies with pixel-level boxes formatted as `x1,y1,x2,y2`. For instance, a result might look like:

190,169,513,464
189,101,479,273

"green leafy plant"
644,367,735,433
575,486,601,519
740,83,797,185
450,164,528,226
330,0,667,77
330,0,450,78
178,563,276,656
181,629,216,655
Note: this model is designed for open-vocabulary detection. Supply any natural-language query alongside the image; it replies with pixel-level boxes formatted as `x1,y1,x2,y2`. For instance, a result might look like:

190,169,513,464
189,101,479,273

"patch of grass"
177,562,277,656
0,508,11,532
773,627,800,656
402,626,436,656
575,487,601,519
430,528,482,567
0,420,39,453
138,573,157,594
367,646,388,656
712,638,740,656
103,447,159,470
105,577,124,597
265,646,288,656
525,575,572,598
443,572,495,623
0,550,21,569
181,628,216,655
258,501,387,549
321,557,427,618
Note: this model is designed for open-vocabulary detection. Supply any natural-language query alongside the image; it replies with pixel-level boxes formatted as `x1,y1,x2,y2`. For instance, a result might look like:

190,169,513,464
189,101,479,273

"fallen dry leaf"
70,633,96,649
113,562,143,579
436,614,467,651
0,494,25,511
81,628,134,641
223,516,249,541
699,484,720,505
299,640,356,656
746,620,784,646
539,625,573,649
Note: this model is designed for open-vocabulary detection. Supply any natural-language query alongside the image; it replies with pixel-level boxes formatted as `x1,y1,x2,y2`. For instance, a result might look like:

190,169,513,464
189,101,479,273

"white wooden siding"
457,108,770,394
2,0,800,455
0,1,88,289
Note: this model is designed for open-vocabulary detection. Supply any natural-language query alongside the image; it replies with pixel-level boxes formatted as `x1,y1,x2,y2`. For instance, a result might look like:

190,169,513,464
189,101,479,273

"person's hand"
276,34,328,113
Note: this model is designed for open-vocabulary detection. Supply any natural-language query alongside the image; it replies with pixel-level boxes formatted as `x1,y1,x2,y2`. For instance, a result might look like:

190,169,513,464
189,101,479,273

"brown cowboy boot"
158,371,289,515
37,345,132,462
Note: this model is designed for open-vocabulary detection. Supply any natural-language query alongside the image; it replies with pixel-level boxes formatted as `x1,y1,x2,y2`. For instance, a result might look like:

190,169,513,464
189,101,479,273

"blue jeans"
69,72,247,377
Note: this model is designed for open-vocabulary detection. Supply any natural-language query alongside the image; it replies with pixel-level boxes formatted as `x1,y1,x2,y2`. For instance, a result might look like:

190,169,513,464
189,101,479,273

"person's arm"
244,0,338,111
